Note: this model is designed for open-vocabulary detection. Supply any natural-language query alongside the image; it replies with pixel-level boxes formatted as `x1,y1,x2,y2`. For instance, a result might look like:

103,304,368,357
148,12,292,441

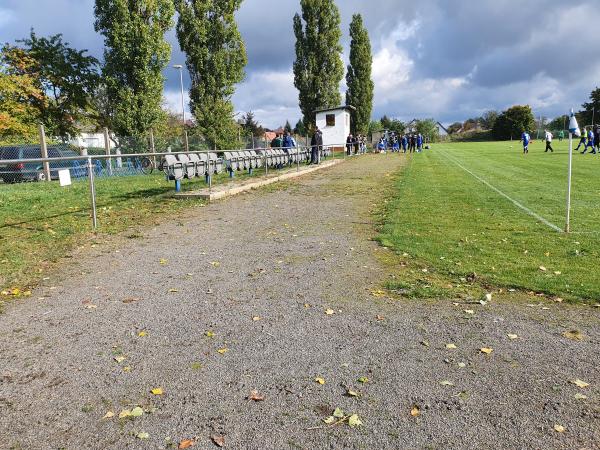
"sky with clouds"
1,0,599,128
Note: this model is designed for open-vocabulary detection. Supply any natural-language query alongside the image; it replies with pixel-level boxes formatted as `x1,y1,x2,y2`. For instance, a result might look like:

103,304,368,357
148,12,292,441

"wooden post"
149,128,156,169
104,128,112,176
38,125,51,182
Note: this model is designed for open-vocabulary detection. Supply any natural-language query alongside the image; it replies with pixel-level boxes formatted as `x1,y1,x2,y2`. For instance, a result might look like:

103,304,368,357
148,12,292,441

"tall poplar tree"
293,0,344,130
175,0,247,150
345,14,373,135
94,0,174,137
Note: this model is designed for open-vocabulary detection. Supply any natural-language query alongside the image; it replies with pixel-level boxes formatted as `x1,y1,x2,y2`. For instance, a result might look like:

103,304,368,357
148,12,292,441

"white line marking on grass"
437,149,563,233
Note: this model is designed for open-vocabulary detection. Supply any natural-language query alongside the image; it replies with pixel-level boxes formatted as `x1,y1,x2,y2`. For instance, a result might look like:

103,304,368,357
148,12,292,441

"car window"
23,148,42,159
0,147,20,159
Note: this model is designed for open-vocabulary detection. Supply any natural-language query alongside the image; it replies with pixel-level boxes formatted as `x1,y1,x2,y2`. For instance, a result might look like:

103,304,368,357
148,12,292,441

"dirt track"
1,155,599,450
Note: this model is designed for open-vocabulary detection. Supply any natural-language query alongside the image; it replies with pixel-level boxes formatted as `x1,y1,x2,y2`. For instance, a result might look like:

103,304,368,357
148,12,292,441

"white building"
315,106,355,148
69,132,116,150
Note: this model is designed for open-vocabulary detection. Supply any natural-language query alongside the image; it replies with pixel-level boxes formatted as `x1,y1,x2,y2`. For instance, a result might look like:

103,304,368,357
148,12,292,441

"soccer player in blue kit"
521,130,530,154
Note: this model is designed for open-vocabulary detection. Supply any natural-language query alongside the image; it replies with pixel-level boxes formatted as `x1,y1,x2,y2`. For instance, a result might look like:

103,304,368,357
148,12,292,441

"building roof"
314,105,356,114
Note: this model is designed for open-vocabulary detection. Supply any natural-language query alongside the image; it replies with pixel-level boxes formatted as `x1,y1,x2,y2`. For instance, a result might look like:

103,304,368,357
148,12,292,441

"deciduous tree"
492,105,536,140
345,14,373,135
175,0,247,150
94,0,174,137
293,0,344,130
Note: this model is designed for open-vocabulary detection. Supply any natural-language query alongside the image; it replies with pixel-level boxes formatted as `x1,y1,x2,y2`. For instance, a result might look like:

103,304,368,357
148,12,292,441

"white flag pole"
566,109,581,233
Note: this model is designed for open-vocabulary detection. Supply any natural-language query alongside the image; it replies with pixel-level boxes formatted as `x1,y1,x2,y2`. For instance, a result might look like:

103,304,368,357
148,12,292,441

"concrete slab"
174,159,344,201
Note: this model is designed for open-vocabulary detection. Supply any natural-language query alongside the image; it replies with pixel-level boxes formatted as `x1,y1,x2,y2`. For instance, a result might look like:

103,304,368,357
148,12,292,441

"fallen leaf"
159,259,168,265
421,340,430,347
554,424,565,433
507,334,518,340
138,331,147,337
574,393,587,400
314,377,326,385
205,331,215,338
457,362,466,368
168,288,179,293
137,432,149,440
211,434,225,447
440,380,454,386
539,266,547,272
123,366,132,373
410,406,420,417
446,343,457,349
562,330,584,341
151,388,164,395
131,407,144,417
357,376,369,383
252,316,261,321
348,414,362,428
371,289,386,298
346,389,360,397
464,310,475,315
485,293,493,302
217,348,228,354
210,261,221,267
103,411,115,419
325,309,335,315
122,297,140,304
480,348,494,355
118,409,131,419
248,390,265,401
114,356,126,363
570,379,589,388
179,439,195,449
333,408,345,418
323,416,336,424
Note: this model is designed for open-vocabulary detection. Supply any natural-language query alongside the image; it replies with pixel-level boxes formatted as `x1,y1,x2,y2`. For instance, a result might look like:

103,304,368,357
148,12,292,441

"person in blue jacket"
521,130,530,154
575,127,587,151
416,134,423,152
401,135,408,153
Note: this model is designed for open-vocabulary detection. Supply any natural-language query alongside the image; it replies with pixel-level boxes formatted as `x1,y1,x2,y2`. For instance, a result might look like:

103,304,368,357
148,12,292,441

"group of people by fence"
576,125,600,154
376,132,425,153
345,134,368,155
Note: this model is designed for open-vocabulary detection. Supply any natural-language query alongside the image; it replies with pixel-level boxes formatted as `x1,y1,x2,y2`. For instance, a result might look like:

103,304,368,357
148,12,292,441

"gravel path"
1,155,599,450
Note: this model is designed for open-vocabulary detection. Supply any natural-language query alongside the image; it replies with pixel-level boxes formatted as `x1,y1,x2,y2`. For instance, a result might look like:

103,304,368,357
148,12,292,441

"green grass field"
379,139,600,302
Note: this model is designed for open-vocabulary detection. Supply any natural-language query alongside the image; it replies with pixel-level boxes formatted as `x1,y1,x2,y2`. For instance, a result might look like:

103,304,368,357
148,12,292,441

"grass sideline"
378,140,600,303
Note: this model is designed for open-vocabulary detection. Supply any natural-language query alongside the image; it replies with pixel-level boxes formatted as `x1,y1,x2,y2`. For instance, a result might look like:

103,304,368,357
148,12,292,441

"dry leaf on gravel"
446,343,457,349
440,380,454,386
102,411,114,419
346,389,360,397
480,348,494,355
168,288,179,293
137,432,149,440
464,310,475,315
118,409,131,419
562,330,584,341
122,297,140,304
247,390,265,402
333,408,345,418
179,439,195,449
554,424,565,433
210,261,221,267
325,309,335,315
410,406,420,417
570,379,589,388
151,388,164,395
574,393,587,400
252,316,261,321
114,356,126,363
131,407,144,417
314,377,326,385
357,376,369,383
507,334,518,340
375,315,385,321
138,331,147,337
159,259,168,265
348,414,362,428
217,348,228,354
205,331,215,338
211,434,225,447
323,416,336,424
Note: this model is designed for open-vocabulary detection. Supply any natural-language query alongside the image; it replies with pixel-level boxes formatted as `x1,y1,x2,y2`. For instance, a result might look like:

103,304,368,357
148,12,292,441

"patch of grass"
379,140,600,302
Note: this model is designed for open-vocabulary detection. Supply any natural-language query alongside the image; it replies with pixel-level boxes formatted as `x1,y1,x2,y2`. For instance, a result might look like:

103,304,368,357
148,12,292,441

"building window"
326,114,335,127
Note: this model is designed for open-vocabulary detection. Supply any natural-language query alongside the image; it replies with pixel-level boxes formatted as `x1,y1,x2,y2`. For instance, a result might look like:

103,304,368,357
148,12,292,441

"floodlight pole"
566,132,573,233
173,65,189,152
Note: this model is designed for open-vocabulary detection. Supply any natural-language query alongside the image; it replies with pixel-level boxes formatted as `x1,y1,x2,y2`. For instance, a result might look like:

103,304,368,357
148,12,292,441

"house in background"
436,122,450,138
315,106,355,148
69,131,116,150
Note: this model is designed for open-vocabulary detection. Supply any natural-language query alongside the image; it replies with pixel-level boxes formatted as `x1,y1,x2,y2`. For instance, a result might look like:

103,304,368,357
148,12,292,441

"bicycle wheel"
140,157,154,175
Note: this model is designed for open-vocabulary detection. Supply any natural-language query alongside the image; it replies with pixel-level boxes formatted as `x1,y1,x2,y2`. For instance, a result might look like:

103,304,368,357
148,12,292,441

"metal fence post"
297,146,300,172
38,125,51,182
103,128,112,176
149,128,156,170
87,156,98,230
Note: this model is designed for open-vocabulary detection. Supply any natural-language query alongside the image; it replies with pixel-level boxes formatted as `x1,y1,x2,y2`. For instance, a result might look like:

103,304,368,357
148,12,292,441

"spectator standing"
575,127,587,151
310,127,322,164
594,125,600,153
346,134,354,156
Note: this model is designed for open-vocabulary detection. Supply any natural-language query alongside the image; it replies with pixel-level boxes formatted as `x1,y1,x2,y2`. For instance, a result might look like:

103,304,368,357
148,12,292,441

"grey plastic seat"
162,154,184,181
224,152,239,172
188,153,204,177
249,150,263,168
209,152,224,174
176,154,196,179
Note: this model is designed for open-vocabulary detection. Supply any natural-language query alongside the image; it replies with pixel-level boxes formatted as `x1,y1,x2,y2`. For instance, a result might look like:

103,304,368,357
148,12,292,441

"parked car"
0,145,84,183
